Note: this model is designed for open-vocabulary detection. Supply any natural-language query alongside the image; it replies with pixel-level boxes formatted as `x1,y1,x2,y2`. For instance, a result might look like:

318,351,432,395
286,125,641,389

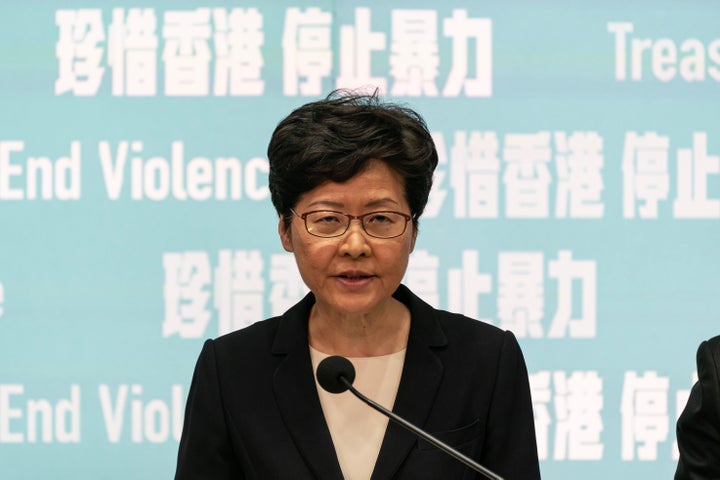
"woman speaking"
174,91,541,479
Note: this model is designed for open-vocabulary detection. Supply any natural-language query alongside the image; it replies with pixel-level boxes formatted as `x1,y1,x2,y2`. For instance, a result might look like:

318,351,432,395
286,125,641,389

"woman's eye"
368,214,391,223
316,215,341,224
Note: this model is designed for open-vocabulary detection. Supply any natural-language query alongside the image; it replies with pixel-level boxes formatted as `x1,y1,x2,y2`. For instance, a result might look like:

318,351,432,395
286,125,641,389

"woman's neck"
308,298,411,357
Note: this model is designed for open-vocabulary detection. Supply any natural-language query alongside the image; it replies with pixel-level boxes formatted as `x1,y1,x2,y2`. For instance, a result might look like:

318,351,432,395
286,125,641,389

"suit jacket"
675,335,720,480
175,284,540,479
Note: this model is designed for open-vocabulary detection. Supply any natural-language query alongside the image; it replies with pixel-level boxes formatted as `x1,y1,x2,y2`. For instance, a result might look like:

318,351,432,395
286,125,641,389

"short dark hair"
267,90,439,229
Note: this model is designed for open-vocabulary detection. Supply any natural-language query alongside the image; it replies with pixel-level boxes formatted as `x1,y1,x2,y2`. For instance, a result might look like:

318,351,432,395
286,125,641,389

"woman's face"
279,160,417,318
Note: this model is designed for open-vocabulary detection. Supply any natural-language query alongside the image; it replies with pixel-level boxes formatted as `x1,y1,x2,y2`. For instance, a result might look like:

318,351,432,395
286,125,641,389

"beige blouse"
310,346,406,480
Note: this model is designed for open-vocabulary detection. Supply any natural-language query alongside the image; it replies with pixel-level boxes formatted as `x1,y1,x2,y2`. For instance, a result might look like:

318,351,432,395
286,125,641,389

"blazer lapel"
272,293,344,479
371,286,447,479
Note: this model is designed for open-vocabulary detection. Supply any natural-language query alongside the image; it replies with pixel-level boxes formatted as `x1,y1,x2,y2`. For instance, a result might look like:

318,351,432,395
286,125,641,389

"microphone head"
316,355,356,394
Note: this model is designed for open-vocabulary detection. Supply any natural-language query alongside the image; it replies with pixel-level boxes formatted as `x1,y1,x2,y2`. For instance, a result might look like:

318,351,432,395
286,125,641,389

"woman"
175,92,540,479
675,335,720,479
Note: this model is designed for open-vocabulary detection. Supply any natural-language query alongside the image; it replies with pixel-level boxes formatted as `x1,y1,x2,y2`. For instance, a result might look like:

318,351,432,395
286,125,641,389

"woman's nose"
339,221,371,257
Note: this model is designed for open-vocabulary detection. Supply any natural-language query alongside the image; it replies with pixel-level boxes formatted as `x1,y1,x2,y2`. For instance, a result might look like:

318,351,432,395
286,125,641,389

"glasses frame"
290,209,413,239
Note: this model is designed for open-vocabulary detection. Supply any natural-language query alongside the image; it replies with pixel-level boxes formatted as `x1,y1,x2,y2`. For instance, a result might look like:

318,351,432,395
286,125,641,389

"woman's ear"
278,218,294,252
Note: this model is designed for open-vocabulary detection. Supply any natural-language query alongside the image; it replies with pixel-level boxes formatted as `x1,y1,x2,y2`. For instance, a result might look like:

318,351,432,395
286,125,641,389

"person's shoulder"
189,317,285,381
208,292,314,360
699,334,720,360
211,316,282,354
435,308,505,335
700,334,720,369
432,308,516,353
706,335,720,349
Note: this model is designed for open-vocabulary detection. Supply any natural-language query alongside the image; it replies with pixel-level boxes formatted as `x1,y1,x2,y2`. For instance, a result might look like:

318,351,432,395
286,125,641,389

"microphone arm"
339,376,505,480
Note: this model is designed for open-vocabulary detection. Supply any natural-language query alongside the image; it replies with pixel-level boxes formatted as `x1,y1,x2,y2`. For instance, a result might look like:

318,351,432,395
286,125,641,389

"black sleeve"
675,337,720,480
175,339,244,480
482,330,541,479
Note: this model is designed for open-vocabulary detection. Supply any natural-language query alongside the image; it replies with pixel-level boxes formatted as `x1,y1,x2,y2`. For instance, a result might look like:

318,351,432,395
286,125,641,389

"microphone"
316,355,504,480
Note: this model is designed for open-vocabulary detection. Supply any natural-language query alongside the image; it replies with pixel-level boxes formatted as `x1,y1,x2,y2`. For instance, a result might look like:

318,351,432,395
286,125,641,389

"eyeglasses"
290,209,412,239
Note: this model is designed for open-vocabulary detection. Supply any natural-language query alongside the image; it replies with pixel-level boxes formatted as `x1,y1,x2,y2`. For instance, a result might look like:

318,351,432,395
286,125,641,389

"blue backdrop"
1,1,718,478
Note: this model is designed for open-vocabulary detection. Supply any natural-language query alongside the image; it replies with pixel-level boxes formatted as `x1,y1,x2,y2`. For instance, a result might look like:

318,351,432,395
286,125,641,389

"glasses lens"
305,211,348,237
362,212,407,238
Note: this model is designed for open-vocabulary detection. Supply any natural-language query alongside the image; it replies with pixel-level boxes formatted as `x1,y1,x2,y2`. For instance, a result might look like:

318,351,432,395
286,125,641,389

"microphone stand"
340,377,504,480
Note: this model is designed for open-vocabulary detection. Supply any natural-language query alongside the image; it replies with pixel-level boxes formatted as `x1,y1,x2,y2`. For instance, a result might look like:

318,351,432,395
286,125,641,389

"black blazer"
675,335,720,480
175,285,540,479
